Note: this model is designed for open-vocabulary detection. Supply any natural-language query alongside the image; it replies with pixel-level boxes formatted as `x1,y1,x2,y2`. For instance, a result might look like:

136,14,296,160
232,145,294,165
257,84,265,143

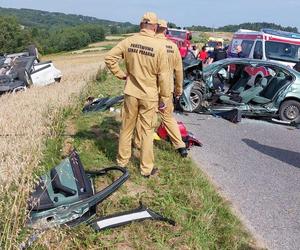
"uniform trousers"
117,94,157,176
135,95,185,150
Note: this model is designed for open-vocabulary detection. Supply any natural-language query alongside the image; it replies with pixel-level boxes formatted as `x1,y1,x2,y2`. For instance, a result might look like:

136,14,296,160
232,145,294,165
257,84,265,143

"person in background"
208,42,227,64
105,12,170,178
198,46,208,63
190,44,199,58
236,45,245,58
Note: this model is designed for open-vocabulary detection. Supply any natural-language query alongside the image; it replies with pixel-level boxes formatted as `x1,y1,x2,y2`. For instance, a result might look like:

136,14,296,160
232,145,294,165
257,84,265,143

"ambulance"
228,29,300,67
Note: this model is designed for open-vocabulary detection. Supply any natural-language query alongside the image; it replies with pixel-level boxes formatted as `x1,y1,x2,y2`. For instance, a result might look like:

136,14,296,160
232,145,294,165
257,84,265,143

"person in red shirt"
198,46,208,62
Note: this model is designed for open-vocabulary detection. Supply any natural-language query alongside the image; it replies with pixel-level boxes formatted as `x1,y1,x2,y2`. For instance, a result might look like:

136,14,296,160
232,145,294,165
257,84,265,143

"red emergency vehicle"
166,28,192,57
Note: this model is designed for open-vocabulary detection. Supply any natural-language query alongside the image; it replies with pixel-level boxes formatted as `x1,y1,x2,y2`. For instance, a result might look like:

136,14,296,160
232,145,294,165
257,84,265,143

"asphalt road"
175,113,300,250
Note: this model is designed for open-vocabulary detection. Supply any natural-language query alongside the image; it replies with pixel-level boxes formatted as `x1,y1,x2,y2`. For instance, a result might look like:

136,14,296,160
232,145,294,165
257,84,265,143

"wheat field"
0,52,105,186
0,51,105,248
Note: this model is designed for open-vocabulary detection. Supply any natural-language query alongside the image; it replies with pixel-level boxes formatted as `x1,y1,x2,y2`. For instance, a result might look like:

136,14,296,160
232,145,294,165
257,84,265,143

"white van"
228,29,300,67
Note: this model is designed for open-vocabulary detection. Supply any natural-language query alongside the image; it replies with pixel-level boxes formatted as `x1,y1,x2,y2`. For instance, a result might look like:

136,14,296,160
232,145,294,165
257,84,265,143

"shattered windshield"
266,41,300,63
168,30,187,39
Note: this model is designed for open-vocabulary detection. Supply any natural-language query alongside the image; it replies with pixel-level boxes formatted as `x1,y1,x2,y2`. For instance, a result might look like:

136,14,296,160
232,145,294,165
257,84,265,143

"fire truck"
166,28,192,57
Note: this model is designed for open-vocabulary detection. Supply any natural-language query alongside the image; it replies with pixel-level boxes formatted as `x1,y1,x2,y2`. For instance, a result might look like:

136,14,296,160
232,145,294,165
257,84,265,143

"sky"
1,0,300,29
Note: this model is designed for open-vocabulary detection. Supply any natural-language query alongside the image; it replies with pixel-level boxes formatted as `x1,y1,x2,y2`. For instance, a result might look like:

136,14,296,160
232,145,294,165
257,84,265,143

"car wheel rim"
179,99,188,110
190,92,200,109
285,105,299,120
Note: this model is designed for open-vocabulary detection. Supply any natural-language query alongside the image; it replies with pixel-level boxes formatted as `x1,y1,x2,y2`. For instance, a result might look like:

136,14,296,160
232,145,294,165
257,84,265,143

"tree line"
0,7,139,55
187,22,298,33
0,7,136,30
0,16,139,55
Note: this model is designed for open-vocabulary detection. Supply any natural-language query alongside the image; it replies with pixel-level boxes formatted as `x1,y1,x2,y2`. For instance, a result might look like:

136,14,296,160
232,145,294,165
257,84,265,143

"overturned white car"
0,46,62,94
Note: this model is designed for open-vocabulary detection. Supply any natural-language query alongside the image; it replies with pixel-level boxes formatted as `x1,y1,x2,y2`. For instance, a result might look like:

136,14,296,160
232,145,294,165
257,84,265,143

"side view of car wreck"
0,46,62,94
180,56,300,122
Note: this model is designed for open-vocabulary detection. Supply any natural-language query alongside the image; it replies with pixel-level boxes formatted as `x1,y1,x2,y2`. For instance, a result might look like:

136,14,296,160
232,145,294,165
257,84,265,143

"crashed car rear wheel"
12,86,27,94
279,100,300,122
180,88,203,112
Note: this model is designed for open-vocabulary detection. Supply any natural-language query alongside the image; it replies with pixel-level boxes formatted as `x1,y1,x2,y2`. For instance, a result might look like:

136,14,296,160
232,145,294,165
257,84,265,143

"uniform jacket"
156,33,183,96
105,29,171,102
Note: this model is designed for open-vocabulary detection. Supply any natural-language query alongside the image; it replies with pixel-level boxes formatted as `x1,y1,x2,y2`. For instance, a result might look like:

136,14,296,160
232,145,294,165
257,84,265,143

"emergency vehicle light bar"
261,29,300,40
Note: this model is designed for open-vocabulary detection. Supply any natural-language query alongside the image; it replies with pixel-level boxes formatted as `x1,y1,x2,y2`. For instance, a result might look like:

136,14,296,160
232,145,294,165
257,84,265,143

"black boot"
177,147,188,158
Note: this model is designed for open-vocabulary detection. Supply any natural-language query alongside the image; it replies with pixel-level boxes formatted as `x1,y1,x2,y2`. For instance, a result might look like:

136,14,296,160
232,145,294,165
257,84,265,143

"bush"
78,24,105,43
56,29,91,51
0,16,107,55
0,16,33,54
197,32,209,45
95,66,108,82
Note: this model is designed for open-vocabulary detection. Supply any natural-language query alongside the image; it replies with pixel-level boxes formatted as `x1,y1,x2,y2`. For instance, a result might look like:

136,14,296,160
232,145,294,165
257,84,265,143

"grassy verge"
33,71,256,249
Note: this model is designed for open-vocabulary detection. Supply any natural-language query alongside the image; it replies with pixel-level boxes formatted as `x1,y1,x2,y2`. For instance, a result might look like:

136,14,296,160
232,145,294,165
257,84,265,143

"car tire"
180,87,203,112
279,100,300,122
12,86,27,94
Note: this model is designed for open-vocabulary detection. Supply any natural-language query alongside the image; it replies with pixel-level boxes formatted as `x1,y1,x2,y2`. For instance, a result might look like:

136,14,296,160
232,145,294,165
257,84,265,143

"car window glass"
241,40,254,57
183,50,196,61
168,30,187,39
258,66,293,99
253,41,263,59
265,41,300,63
216,68,229,79
207,41,218,48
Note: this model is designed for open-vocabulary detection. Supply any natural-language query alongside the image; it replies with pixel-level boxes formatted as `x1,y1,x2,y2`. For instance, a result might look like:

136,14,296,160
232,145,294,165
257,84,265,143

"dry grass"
70,47,105,54
88,41,118,48
204,31,233,40
0,51,105,249
105,35,125,41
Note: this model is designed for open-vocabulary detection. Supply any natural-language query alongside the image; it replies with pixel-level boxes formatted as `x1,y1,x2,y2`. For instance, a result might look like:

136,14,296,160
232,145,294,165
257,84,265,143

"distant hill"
0,7,136,30
188,22,298,33
0,7,139,54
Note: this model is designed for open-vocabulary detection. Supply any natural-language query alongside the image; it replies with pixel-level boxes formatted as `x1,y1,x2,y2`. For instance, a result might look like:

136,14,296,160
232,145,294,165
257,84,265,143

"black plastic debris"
215,108,242,123
83,95,124,113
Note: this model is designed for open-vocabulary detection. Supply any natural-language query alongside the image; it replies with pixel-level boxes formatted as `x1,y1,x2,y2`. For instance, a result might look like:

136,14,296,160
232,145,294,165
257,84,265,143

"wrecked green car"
180,57,300,122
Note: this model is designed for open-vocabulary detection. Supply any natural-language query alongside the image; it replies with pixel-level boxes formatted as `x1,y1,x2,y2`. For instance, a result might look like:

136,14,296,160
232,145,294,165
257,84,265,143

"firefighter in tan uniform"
135,19,188,157
105,12,170,177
